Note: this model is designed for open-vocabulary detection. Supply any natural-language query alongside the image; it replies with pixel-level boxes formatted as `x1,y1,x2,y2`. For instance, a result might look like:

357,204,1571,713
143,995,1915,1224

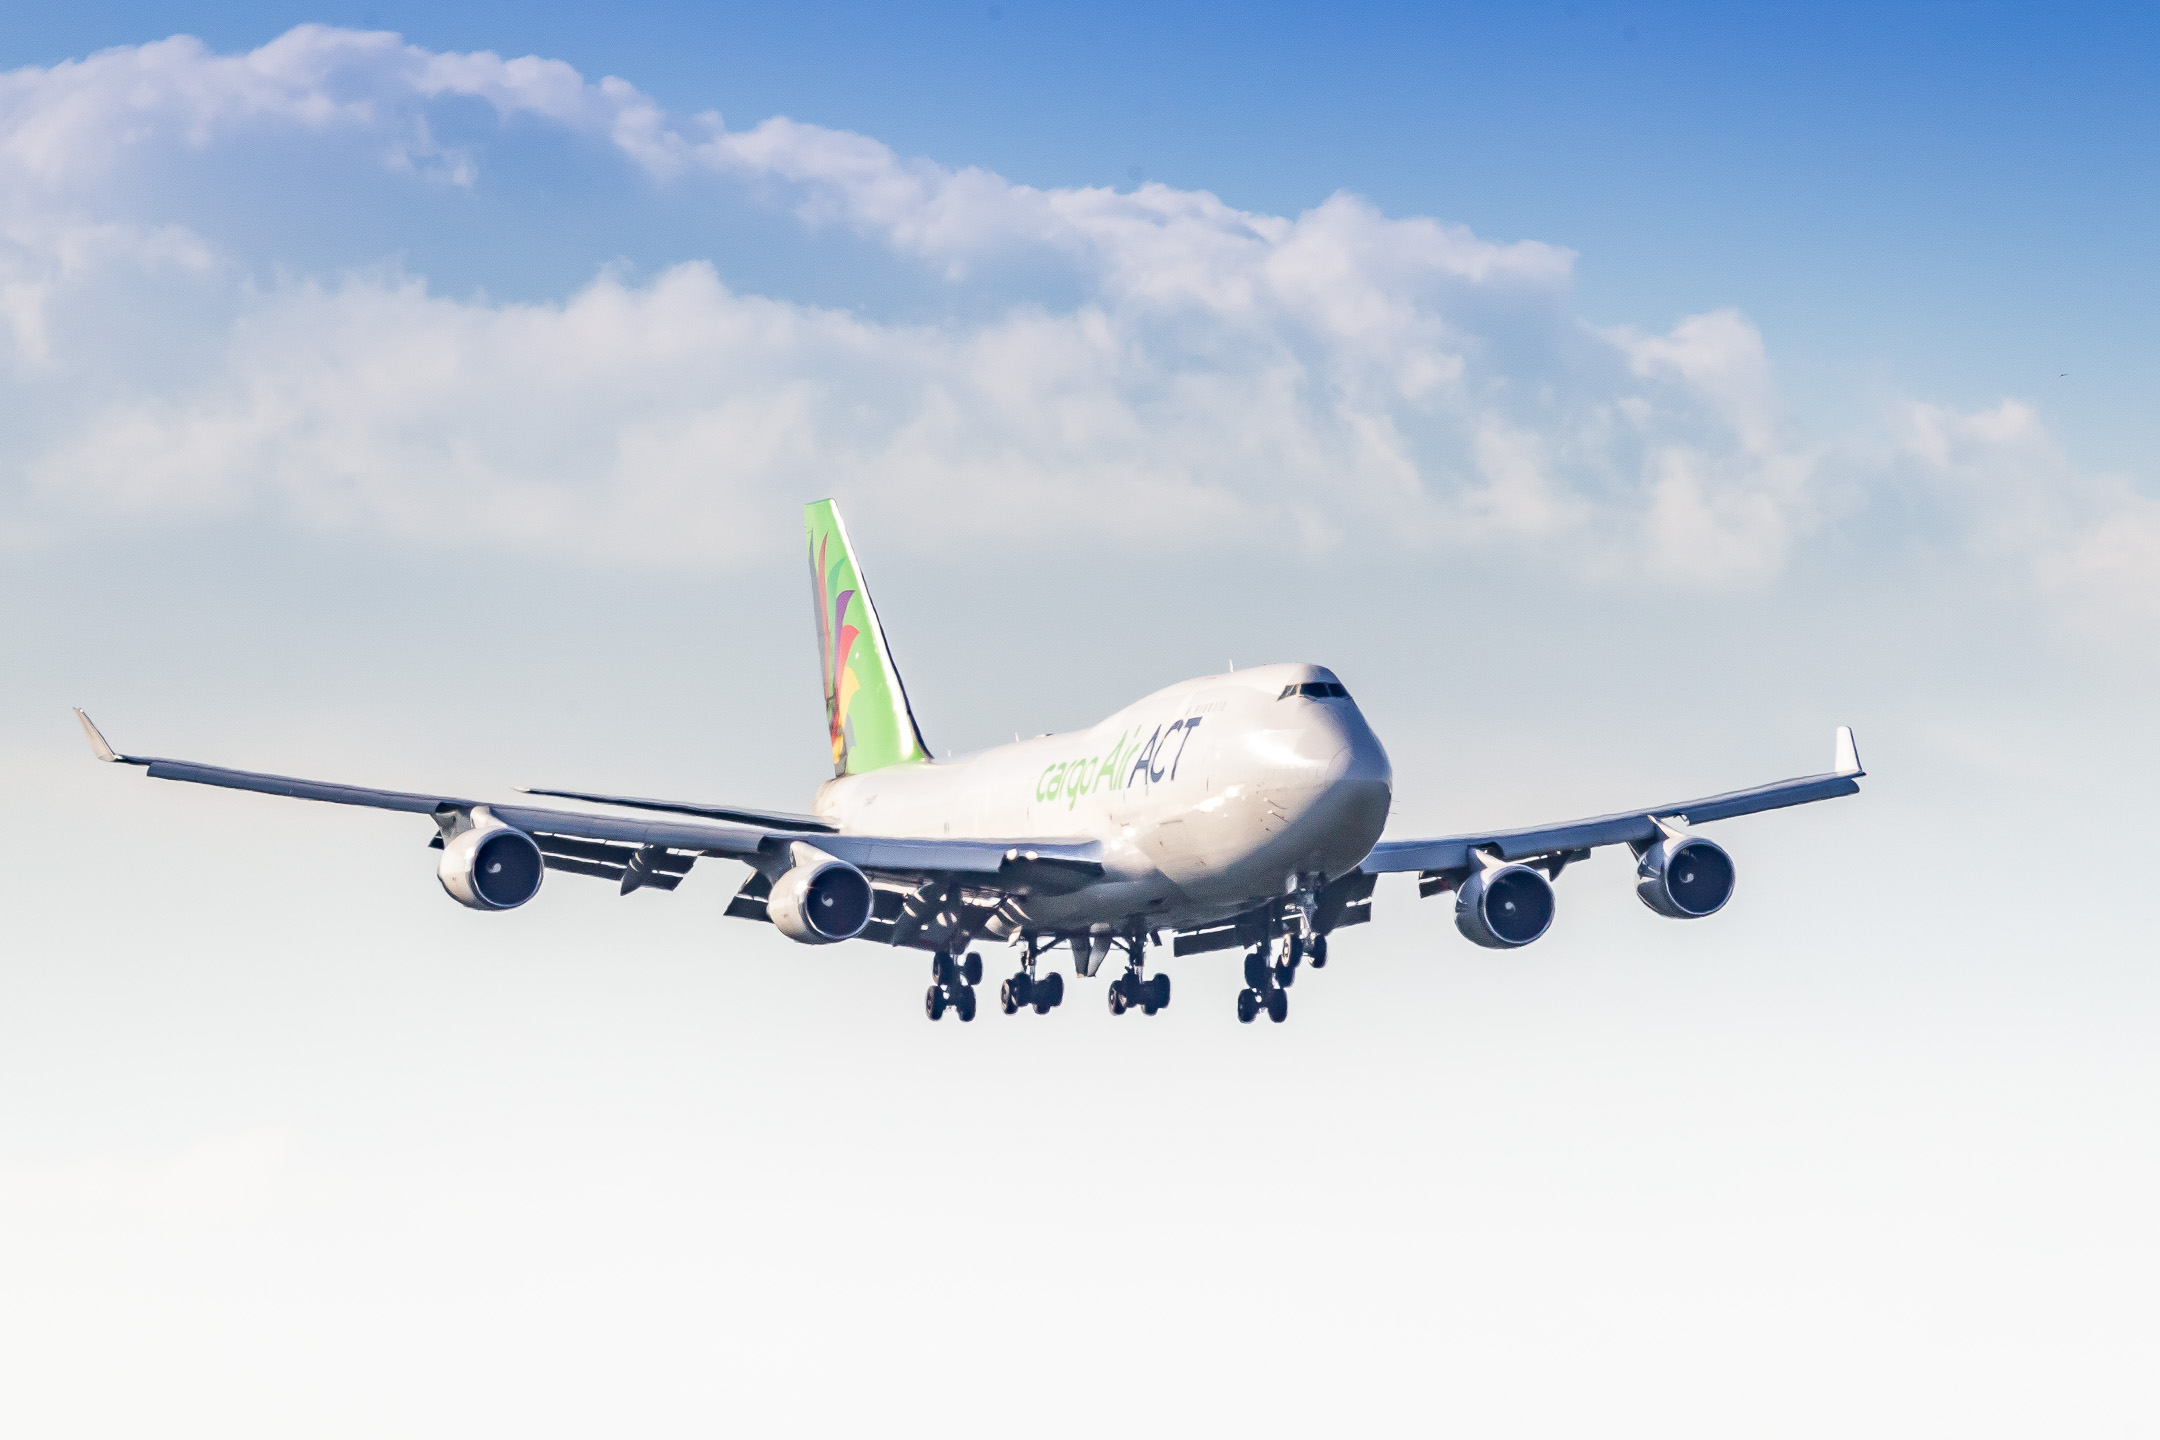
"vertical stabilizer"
805,500,931,777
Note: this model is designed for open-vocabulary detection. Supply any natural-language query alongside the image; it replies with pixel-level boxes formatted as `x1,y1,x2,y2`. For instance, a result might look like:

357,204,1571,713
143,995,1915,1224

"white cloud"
0,24,2151,646
0,27,670,187
1895,398,2160,654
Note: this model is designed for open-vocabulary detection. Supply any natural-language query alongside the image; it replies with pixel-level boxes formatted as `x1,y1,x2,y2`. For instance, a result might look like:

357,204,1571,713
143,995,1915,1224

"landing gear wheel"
963,952,984,987
1243,952,1271,990
1310,935,1328,969
955,986,977,1023
1236,988,1260,1024
1108,983,1129,1016
926,986,947,1021
1149,973,1171,1010
933,955,957,986
1032,972,1064,1014
1000,974,1028,1014
1287,934,1306,965
1266,987,1289,1023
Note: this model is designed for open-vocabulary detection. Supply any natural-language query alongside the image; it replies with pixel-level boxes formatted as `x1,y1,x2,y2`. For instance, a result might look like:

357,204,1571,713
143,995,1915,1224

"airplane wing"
513,786,837,833
73,710,1100,905
1360,726,1865,882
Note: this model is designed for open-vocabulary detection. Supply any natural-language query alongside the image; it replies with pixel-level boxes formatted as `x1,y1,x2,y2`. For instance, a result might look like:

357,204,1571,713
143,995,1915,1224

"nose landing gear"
1237,938,1294,1023
925,949,983,1022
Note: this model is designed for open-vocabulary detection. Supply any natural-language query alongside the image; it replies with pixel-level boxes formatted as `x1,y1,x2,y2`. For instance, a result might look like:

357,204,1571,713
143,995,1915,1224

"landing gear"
1309,934,1328,969
1236,937,1295,1023
1109,972,1171,1015
1107,935,1171,1016
1000,936,1065,1015
925,950,983,1022
1003,970,1064,1014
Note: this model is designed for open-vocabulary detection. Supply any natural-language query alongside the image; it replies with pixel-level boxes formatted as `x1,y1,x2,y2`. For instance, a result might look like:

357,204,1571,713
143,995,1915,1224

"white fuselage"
814,663,1394,935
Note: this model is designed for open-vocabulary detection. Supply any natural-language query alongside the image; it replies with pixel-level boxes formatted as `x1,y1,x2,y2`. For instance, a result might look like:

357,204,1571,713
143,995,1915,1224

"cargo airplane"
77,500,1865,1023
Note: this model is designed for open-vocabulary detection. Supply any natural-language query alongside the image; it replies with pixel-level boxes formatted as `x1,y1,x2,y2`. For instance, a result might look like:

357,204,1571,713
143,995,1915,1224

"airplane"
76,499,1865,1024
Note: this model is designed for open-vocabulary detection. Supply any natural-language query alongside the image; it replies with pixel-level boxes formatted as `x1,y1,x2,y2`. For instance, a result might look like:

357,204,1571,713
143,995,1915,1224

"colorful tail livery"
806,500,932,777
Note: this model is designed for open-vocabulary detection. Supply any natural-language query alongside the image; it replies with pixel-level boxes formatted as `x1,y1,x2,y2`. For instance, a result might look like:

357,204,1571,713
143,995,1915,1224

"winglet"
74,708,125,764
1833,725,1863,777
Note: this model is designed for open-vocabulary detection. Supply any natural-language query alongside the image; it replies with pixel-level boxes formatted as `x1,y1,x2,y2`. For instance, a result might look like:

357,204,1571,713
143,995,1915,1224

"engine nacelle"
1636,835,1735,918
438,814,545,911
767,854,875,944
1454,862,1555,949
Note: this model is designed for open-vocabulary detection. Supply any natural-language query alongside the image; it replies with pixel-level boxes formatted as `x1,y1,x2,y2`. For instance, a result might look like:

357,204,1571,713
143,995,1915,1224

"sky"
2,5,2157,1436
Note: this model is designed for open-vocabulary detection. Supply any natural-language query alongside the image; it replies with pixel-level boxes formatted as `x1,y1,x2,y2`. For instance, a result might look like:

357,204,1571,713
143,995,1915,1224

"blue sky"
3,8,2158,1436
13,1,2157,476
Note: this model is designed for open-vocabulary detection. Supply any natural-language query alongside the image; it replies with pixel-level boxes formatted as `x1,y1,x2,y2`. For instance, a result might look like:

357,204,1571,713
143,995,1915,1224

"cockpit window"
1278,682,1351,700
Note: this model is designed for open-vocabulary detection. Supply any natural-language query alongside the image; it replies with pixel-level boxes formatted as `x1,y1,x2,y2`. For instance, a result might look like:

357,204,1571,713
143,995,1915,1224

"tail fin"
805,500,931,777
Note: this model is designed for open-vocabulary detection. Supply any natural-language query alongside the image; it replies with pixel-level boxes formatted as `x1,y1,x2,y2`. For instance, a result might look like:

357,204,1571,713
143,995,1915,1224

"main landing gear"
1107,936,1171,1016
925,950,983,1022
1000,936,1065,1015
1236,936,1298,1024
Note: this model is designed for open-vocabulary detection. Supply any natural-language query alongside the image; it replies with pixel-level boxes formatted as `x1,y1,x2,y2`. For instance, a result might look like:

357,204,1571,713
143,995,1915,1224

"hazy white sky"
2,11,2156,1437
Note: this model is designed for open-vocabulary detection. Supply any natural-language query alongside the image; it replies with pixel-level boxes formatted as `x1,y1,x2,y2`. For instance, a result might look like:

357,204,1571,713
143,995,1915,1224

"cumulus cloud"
0,24,2148,643
1896,399,2160,646
0,27,669,185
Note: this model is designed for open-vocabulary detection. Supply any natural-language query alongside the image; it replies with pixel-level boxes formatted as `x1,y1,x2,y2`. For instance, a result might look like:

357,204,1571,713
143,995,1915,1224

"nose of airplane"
1296,702,1391,866
1322,702,1394,794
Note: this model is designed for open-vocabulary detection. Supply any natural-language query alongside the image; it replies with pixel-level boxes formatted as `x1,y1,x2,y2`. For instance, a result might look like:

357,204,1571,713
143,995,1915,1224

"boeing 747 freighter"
78,500,1864,1022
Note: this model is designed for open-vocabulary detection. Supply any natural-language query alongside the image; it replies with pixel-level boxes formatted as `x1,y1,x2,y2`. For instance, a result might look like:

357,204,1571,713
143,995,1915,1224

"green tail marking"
806,500,931,777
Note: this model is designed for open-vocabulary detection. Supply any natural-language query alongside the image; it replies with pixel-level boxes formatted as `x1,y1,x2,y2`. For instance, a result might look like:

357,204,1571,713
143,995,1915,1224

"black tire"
963,953,984,987
1034,973,1064,1012
1287,934,1305,965
933,954,955,985
926,986,946,1021
1150,973,1172,1010
1243,952,1271,990
1236,988,1259,1024
956,986,977,1022
1310,935,1329,969
999,979,1018,1015
1266,987,1289,1023
1108,984,1127,1015
1276,961,1296,988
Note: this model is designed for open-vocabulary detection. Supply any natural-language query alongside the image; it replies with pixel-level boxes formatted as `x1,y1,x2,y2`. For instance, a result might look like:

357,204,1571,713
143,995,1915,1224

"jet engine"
767,854,875,944
439,817,545,911
1454,862,1555,949
1636,835,1735,918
